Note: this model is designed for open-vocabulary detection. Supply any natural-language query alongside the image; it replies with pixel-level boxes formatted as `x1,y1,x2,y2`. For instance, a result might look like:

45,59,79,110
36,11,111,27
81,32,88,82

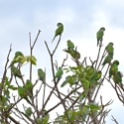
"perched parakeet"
25,107,32,117
80,78,90,90
61,76,76,87
18,86,30,103
25,80,33,96
102,55,112,69
109,60,119,79
9,51,24,67
113,71,123,84
105,42,114,57
63,49,80,59
55,67,63,79
14,51,24,58
38,68,45,83
52,22,64,42
91,71,102,82
67,40,74,50
11,66,22,78
96,27,105,46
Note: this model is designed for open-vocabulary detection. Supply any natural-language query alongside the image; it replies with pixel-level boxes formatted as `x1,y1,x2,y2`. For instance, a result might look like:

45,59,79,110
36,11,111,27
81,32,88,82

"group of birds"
8,51,34,103
52,23,123,84
102,42,114,69
38,67,63,82
9,24,123,102
97,27,123,84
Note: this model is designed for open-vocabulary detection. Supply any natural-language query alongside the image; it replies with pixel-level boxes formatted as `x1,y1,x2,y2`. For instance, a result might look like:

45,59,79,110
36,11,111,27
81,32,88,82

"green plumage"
91,71,102,81
14,51,24,58
105,42,114,57
63,49,80,59
102,55,112,68
113,71,123,84
55,67,63,79
25,107,32,117
52,23,64,42
38,69,45,82
109,60,119,79
67,40,74,50
11,66,22,78
9,51,24,67
18,86,30,103
96,27,105,46
25,80,33,96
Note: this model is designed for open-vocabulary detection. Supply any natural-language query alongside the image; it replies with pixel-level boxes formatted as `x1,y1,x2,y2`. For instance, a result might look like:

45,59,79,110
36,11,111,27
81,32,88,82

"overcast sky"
0,0,124,123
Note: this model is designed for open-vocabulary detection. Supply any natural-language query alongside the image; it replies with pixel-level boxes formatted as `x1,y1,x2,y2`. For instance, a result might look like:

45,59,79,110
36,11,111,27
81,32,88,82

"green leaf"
26,55,37,65
85,103,101,111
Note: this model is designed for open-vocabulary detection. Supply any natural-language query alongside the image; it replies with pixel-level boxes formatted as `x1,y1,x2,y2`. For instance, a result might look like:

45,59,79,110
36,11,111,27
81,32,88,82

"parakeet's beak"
102,28,105,31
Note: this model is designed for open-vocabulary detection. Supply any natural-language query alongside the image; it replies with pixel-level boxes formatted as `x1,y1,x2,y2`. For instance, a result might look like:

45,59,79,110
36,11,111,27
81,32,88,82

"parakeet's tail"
97,39,99,46
52,36,55,42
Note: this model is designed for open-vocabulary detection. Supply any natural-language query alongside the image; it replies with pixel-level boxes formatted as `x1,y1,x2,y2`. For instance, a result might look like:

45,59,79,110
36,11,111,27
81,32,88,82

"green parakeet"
96,27,105,46
105,42,114,57
14,51,24,58
109,60,119,79
11,66,22,79
18,86,30,103
52,22,64,42
91,71,102,81
67,40,74,50
113,71,123,84
38,68,45,83
80,78,90,90
102,55,112,69
61,76,75,87
9,51,24,67
25,80,33,96
63,49,80,59
55,67,63,79
25,107,32,117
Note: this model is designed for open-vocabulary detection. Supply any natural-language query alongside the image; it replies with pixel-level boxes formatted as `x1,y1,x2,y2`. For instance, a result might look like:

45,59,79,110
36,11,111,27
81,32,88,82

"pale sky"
0,0,124,123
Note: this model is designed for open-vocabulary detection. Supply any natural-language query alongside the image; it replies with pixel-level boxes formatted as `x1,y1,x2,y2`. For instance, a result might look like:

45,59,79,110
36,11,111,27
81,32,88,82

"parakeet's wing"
52,25,63,42
67,40,74,49
25,80,33,95
55,68,63,78
38,69,45,81
18,86,30,103
11,66,22,78
97,30,103,46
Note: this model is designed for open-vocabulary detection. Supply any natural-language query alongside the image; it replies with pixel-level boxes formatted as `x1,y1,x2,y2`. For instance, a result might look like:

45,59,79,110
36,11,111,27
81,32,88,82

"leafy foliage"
0,25,123,124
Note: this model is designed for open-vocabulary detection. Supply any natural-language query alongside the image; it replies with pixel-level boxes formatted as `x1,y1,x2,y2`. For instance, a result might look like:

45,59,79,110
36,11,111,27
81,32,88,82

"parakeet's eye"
57,23,61,26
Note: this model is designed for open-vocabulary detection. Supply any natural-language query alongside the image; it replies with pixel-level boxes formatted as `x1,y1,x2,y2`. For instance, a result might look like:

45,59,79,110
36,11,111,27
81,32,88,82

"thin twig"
111,115,119,124
29,30,41,81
